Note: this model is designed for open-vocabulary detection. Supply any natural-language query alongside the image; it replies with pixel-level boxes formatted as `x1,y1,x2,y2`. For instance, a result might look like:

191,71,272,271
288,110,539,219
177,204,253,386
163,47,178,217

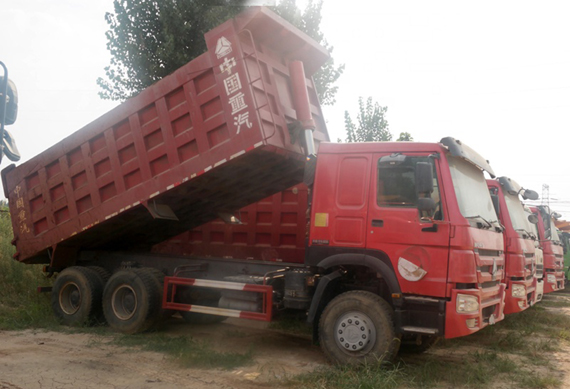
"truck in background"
530,206,565,293
487,177,538,313
1,8,506,365
527,207,544,302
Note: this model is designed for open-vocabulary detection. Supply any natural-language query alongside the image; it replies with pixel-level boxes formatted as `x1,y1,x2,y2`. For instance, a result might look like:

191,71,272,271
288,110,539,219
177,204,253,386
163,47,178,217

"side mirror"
415,162,434,195
522,189,539,201
528,214,539,225
0,76,18,126
418,197,436,213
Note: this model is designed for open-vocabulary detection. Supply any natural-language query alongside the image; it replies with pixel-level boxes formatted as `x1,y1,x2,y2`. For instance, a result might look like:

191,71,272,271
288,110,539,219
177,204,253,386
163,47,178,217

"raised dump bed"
152,184,309,263
2,7,329,265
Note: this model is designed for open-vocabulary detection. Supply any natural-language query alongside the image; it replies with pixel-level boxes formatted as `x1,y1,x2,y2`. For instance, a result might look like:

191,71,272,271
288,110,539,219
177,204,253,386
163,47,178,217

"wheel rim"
334,311,376,355
59,282,81,315
111,284,137,321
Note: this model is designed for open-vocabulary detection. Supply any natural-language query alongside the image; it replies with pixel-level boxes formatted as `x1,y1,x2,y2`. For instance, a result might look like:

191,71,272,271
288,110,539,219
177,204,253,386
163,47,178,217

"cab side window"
377,156,442,220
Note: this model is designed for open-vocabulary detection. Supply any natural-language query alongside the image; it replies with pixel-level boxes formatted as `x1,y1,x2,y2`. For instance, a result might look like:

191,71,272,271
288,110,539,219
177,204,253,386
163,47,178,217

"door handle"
371,219,384,227
422,224,438,232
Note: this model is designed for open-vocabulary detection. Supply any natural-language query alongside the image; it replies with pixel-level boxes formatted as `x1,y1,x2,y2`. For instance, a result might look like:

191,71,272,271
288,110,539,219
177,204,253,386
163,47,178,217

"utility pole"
542,184,550,207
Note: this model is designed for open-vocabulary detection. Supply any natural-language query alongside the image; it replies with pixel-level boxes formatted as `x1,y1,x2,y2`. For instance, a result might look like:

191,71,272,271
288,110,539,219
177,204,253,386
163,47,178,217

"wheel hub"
111,284,137,321
335,313,372,352
59,282,81,315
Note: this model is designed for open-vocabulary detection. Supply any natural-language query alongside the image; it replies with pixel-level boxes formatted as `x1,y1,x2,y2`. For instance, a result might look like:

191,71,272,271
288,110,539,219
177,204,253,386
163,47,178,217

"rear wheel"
318,291,400,365
52,267,104,326
102,269,161,334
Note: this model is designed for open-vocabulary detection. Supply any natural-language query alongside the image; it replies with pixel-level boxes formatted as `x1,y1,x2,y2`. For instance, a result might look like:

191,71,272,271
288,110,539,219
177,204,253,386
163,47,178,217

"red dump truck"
2,7,506,365
530,206,565,293
487,177,538,314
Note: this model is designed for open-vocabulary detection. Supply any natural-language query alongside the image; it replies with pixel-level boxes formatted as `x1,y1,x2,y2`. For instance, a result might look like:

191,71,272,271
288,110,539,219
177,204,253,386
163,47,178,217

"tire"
137,267,173,320
86,266,111,284
102,269,161,334
318,291,400,365
51,266,104,326
399,335,439,354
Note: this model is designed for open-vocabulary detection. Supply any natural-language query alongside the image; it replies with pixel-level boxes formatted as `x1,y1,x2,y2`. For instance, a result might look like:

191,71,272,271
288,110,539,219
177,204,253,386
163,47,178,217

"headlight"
456,294,479,314
511,284,526,298
547,274,556,284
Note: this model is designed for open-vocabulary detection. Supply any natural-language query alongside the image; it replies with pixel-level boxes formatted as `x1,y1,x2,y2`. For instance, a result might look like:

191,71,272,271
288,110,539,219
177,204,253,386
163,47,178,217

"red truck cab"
308,137,506,342
531,206,565,293
487,177,538,314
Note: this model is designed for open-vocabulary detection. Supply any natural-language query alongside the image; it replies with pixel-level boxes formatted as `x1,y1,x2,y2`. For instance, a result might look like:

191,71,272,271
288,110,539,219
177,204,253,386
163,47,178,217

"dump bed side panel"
152,184,308,263
3,8,328,264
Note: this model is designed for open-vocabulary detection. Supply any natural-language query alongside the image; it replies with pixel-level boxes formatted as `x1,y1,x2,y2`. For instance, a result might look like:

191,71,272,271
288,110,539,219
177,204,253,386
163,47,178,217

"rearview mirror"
415,162,434,194
522,189,539,201
418,197,436,213
528,214,539,225
0,76,18,126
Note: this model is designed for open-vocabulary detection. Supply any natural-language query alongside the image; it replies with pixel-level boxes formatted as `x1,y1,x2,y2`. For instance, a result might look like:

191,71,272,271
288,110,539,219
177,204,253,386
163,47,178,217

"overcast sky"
4,0,570,219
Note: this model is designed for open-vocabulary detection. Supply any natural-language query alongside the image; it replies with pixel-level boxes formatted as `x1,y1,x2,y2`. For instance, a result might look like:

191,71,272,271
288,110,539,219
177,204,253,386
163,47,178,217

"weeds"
0,207,57,330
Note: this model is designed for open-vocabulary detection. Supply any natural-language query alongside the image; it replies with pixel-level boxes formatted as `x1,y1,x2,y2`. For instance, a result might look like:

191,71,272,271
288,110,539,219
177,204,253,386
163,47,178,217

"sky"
3,0,570,219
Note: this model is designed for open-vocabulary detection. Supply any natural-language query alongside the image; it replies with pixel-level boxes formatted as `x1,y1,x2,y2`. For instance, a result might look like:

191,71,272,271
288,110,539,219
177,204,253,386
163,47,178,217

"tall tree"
343,97,391,143
97,0,343,105
342,97,413,143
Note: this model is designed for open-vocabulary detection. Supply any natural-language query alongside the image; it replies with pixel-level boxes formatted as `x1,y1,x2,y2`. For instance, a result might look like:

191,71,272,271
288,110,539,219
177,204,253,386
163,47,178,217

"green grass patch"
0,207,57,330
112,333,254,369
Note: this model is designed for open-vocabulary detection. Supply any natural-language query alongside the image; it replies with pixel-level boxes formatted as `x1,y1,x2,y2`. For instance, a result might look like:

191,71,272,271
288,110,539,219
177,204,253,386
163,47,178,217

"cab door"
366,153,450,297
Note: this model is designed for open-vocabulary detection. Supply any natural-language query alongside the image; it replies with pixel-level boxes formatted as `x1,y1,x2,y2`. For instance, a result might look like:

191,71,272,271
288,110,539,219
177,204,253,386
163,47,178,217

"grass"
0,207,58,330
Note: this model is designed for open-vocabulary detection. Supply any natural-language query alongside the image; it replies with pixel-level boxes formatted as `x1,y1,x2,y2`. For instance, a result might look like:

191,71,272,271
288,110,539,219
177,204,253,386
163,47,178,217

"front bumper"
543,271,565,294
504,278,535,315
445,283,506,339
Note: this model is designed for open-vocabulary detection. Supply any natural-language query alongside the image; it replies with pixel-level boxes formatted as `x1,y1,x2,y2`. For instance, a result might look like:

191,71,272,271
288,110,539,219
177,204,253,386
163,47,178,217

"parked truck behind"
530,206,565,293
487,177,539,313
2,8,506,365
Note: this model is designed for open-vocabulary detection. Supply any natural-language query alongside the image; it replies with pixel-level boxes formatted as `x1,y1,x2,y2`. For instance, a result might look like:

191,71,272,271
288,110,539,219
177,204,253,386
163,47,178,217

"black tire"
51,266,104,326
399,335,439,354
137,267,174,320
86,266,111,285
102,269,161,334
318,291,400,365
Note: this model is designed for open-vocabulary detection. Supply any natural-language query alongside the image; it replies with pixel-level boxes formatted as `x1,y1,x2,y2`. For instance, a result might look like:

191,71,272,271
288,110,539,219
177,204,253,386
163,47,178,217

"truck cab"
531,206,565,293
487,177,538,314
308,137,506,350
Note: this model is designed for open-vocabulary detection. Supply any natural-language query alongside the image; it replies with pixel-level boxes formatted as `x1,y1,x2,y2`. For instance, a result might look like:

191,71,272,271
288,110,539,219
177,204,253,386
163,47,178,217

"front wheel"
318,291,400,365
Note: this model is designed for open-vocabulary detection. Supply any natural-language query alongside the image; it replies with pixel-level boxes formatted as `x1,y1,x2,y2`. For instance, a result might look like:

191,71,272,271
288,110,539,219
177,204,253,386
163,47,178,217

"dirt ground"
2,303,570,389
0,318,326,389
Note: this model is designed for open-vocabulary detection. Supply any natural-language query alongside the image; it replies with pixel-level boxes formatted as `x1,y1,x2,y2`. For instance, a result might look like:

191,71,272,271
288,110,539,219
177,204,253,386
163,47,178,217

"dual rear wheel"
52,266,164,333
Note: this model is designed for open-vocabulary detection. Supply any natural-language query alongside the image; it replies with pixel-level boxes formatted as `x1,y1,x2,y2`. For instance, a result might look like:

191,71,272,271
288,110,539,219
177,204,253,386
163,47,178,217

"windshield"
504,192,532,237
539,207,561,242
448,156,497,223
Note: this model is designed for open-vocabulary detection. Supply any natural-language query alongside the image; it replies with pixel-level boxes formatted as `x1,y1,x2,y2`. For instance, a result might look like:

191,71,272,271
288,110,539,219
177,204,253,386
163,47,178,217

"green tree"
97,0,343,105
343,97,391,143
397,132,413,141
342,97,413,143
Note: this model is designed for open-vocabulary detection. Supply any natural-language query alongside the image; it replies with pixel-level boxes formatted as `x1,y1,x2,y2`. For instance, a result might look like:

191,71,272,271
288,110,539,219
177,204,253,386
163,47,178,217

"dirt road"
2,300,570,389
0,319,326,389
